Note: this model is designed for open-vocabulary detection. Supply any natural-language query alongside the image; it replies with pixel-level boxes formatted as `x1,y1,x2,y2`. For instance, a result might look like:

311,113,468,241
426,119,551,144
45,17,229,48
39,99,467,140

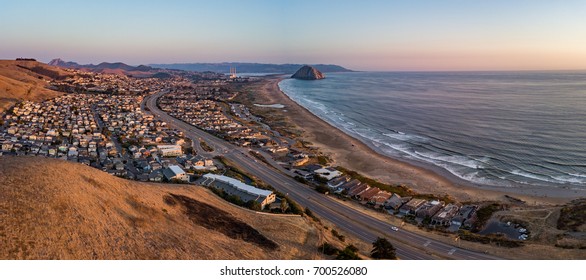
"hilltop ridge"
48,58,157,77
0,156,321,259
0,60,70,112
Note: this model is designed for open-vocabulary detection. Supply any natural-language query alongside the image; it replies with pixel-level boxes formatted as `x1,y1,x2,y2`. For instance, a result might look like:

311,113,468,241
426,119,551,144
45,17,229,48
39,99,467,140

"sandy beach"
246,76,586,206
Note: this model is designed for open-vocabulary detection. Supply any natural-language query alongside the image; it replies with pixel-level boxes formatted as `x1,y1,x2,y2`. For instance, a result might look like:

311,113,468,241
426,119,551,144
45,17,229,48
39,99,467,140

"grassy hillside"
0,60,69,112
0,156,321,259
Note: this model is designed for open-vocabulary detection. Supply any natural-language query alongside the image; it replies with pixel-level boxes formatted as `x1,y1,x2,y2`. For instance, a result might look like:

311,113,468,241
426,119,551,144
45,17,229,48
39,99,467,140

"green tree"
315,184,330,194
336,245,361,260
371,237,396,259
245,200,262,211
280,198,289,213
317,242,339,255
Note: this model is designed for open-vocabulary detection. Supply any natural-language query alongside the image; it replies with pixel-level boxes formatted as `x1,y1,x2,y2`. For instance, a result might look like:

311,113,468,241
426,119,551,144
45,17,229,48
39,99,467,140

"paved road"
144,91,502,260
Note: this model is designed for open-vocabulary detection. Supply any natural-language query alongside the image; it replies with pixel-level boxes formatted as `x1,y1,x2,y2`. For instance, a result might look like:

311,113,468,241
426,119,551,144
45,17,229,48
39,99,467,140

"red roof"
356,187,381,200
347,184,369,196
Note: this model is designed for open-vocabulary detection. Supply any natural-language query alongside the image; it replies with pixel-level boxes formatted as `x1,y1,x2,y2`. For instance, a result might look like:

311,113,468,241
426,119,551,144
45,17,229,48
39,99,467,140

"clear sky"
1,0,586,71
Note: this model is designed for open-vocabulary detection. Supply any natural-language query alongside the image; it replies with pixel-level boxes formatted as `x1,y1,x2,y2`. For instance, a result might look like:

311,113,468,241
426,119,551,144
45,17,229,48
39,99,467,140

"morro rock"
291,65,325,80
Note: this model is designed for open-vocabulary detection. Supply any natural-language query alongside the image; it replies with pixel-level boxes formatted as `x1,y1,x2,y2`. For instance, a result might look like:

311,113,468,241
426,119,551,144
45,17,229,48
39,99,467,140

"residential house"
292,156,309,167
398,198,426,216
384,194,404,212
1,142,13,151
162,165,189,182
355,187,381,202
347,183,370,198
415,200,445,219
368,191,393,208
314,167,343,181
293,169,312,179
431,204,460,226
148,169,164,182
327,176,349,190
451,205,478,229
157,144,183,157
337,179,362,195
201,174,276,210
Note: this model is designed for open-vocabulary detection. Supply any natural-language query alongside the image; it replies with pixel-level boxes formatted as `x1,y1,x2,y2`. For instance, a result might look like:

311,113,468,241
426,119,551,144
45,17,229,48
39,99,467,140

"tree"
315,184,330,194
371,237,396,259
336,245,361,260
317,242,339,255
245,200,262,211
280,198,289,213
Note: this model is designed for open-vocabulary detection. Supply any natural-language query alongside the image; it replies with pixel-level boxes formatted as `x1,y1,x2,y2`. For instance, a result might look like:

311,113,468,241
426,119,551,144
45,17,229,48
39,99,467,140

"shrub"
331,229,346,242
371,237,396,259
318,243,339,255
336,245,361,260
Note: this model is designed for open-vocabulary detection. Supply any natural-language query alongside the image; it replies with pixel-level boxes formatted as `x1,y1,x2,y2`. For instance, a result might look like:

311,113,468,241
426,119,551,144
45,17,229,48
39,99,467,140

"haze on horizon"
1,0,586,71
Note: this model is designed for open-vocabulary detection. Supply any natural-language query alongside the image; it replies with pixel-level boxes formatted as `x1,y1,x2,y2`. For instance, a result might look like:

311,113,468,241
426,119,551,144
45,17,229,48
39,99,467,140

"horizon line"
4,57,586,73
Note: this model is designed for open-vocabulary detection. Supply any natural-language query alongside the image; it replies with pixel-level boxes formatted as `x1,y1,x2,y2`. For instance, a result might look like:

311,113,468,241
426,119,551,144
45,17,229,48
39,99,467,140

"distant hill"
0,156,321,259
49,58,156,77
47,58,82,68
149,62,352,74
0,60,71,112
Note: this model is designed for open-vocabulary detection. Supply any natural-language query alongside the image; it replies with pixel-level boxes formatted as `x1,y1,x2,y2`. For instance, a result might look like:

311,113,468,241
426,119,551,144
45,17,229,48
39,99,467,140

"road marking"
423,240,431,247
448,248,456,255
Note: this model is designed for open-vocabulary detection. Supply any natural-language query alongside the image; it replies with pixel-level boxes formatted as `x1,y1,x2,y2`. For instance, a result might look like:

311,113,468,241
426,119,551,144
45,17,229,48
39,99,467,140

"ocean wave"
551,175,586,184
279,75,586,190
510,169,586,185
569,173,586,178
383,132,423,142
417,152,484,169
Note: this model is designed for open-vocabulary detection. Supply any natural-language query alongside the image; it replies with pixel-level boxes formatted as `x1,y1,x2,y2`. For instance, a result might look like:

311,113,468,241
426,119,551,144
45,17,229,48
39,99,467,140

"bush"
272,190,304,215
336,245,361,260
336,167,413,197
315,184,330,194
458,230,523,248
245,200,262,211
557,199,586,231
200,140,214,152
305,207,320,222
315,175,329,184
331,229,346,242
287,199,304,215
317,155,329,165
209,187,264,211
371,237,396,259
294,176,308,184
318,243,339,255
472,203,502,232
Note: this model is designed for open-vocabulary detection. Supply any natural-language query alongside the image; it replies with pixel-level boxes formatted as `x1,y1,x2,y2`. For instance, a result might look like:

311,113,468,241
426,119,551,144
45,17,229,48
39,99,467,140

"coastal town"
0,65,533,244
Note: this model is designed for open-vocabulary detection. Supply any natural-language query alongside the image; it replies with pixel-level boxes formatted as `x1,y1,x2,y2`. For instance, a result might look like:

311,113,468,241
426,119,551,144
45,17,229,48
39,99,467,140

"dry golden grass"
0,156,322,260
0,60,68,112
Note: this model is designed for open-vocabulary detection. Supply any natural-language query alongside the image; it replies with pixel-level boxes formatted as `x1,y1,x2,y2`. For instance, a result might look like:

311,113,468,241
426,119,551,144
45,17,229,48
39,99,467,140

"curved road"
145,90,502,260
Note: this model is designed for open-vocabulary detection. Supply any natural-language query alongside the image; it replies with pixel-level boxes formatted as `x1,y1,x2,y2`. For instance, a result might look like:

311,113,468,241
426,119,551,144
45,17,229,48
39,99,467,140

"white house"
163,165,189,182
201,174,276,209
314,167,343,181
157,144,183,157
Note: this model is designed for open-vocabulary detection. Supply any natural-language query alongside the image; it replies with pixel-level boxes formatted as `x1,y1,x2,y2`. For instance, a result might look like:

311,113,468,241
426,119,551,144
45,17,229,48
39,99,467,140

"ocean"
278,71,586,190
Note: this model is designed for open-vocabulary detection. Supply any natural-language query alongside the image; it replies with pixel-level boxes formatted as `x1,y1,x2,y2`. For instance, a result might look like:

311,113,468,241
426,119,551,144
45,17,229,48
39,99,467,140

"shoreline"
250,76,585,206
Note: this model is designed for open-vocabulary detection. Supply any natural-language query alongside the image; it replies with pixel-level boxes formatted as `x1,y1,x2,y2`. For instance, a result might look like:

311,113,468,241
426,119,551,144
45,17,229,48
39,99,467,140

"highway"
144,91,502,260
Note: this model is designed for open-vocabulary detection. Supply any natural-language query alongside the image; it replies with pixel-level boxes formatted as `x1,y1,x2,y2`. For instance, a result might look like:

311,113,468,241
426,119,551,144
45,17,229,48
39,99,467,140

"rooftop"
203,174,272,197
168,165,185,176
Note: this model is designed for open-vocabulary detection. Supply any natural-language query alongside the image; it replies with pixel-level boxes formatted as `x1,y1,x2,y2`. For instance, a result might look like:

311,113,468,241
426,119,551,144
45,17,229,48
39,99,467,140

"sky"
1,0,586,71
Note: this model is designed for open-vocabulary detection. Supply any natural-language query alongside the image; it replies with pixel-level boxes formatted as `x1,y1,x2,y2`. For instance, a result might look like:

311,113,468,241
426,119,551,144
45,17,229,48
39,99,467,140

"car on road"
391,226,399,231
